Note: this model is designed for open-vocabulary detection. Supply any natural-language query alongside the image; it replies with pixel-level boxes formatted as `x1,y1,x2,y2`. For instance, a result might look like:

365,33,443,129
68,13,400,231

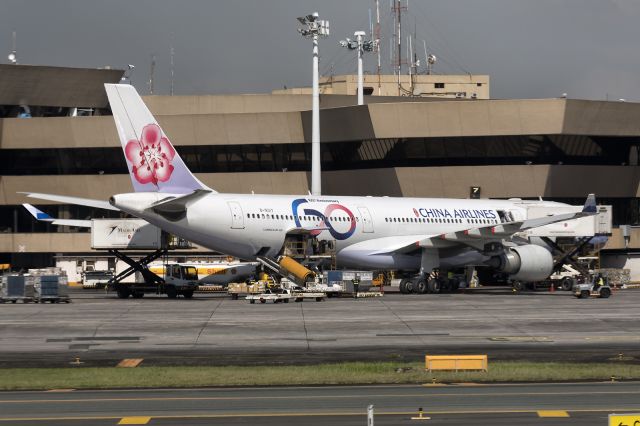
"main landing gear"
399,273,460,295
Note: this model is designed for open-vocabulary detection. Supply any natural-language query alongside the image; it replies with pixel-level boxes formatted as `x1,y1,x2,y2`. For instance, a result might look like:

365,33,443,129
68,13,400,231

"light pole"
297,12,329,196
339,31,375,106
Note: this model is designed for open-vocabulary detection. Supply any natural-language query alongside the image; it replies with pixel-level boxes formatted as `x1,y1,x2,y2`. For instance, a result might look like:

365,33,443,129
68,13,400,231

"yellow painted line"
118,417,151,425
0,408,640,422
538,410,570,417
2,390,640,404
45,389,75,393
117,359,143,368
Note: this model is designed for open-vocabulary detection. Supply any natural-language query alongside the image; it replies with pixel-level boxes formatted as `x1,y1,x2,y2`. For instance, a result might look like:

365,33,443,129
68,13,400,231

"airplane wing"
22,204,92,228
372,194,598,255
19,192,120,211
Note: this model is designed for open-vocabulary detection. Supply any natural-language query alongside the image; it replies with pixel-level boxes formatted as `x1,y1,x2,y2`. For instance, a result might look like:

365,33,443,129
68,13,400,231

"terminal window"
435,83,445,89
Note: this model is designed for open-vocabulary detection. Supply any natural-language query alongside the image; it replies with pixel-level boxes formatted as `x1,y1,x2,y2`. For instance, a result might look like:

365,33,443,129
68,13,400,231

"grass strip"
0,361,639,390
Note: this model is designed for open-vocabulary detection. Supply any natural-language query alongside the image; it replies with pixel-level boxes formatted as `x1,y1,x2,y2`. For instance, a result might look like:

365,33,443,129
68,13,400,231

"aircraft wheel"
415,279,428,294
399,279,409,294
427,278,441,294
511,281,525,292
599,287,611,298
404,279,416,294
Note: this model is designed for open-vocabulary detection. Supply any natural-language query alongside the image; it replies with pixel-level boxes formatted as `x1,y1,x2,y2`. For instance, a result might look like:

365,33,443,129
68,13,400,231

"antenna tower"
374,0,382,95
148,54,156,95
392,0,408,95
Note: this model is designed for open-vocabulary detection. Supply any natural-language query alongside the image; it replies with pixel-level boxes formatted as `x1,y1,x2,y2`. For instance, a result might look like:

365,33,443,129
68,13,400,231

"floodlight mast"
339,31,375,106
297,12,329,196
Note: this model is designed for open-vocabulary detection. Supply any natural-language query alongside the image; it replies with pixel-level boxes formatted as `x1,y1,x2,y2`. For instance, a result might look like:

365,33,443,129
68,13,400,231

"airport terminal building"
1,64,639,277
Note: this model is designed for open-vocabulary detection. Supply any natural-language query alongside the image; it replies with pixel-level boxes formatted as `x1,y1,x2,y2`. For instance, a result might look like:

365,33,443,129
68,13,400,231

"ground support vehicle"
0,275,35,304
228,281,268,300
573,282,612,299
81,270,114,289
511,278,577,292
246,288,294,304
288,286,326,302
109,262,199,299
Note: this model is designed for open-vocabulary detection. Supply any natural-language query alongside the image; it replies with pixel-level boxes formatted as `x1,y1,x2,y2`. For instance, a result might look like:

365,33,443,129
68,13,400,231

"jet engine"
488,244,553,282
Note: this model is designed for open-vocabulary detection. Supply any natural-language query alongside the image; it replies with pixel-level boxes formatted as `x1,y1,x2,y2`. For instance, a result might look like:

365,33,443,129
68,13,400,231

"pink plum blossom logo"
125,124,175,186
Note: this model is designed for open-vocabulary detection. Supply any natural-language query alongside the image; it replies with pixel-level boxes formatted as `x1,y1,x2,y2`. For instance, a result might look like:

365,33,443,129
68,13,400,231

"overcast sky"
1,0,639,100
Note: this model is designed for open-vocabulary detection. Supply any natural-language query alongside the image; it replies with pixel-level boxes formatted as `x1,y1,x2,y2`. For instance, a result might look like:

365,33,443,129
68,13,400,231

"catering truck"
91,218,198,299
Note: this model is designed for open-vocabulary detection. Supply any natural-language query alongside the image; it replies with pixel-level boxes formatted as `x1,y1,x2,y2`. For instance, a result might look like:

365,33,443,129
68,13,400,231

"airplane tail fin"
104,84,214,194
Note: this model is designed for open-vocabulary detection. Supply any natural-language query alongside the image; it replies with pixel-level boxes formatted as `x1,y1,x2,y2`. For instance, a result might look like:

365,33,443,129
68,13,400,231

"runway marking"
1,389,638,404
0,408,638,422
537,410,569,417
45,389,75,392
118,417,150,424
117,359,143,368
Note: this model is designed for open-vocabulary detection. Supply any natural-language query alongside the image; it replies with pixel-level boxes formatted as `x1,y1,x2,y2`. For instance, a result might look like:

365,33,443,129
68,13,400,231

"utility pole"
297,12,330,196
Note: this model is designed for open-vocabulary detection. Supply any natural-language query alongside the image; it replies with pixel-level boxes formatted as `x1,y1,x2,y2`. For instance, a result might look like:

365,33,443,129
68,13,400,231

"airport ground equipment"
34,275,70,303
246,288,294,304
81,270,114,289
0,275,35,303
246,287,325,304
228,281,268,300
573,280,612,299
91,218,197,299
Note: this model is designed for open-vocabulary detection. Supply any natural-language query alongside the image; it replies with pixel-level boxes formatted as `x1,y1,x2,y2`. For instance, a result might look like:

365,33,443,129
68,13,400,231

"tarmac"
1,287,639,367
0,382,639,425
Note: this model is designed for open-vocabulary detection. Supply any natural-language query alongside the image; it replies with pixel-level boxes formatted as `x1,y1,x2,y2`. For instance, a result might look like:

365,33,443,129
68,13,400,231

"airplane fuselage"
112,192,572,270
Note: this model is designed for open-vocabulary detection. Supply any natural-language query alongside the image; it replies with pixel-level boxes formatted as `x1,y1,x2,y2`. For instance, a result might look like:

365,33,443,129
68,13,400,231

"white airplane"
22,84,597,293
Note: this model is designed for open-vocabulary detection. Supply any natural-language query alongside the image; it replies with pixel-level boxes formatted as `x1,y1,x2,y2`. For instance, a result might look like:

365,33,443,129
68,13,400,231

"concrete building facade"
1,65,639,272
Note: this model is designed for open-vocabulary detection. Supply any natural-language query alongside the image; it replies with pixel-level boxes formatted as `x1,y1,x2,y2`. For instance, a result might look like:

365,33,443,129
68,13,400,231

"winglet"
22,204,53,221
582,193,597,214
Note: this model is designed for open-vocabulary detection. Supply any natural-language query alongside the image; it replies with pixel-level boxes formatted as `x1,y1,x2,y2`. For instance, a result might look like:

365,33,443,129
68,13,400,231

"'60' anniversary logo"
291,198,356,240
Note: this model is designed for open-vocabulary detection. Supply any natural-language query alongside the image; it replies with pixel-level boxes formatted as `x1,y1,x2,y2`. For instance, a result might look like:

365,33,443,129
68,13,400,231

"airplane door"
358,207,374,233
227,201,245,229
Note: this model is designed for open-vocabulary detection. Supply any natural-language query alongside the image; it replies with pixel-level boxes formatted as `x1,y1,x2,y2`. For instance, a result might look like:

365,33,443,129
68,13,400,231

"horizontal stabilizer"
19,192,120,211
22,203,92,228
582,193,597,213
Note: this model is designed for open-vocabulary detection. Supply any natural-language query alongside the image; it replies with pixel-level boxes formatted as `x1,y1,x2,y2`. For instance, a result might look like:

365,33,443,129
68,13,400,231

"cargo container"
34,275,70,303
0,275,35,303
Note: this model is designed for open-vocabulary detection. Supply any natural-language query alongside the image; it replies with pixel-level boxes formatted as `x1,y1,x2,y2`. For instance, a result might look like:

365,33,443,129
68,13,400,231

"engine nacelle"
490,244,553,282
